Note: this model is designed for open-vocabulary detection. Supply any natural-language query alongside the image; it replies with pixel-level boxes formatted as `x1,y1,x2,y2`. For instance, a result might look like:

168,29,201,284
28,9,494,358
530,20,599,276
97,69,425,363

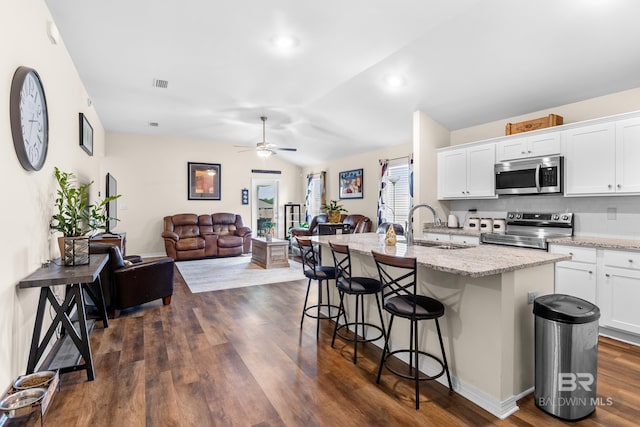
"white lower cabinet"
549,245,597,304
599,250,640,335
549,244,640,336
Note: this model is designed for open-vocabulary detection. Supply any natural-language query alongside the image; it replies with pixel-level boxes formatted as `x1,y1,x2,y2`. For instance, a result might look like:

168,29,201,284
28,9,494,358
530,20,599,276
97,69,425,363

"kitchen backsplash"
448,195,640,239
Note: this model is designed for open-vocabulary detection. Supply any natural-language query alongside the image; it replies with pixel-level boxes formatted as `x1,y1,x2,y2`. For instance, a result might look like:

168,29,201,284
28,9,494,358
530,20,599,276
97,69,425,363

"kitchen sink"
413,240,471,250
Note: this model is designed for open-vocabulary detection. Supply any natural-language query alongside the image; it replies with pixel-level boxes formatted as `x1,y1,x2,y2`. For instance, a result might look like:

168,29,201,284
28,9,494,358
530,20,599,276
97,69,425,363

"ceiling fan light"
257,148,272,158
271,35,299,50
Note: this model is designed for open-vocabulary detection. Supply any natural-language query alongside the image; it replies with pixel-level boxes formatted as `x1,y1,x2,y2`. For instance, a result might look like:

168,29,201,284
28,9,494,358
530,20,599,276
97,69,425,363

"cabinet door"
600,266,640,335
496,137,527,161
555,261,597,304
565,123,616,195
528,132,562,158
437,149,468,199
616,117,640,193
424,232,450,242
466,143,496,198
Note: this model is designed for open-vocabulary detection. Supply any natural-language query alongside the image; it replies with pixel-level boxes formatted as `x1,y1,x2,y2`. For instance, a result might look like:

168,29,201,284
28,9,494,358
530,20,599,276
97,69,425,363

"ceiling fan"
236,116,297,158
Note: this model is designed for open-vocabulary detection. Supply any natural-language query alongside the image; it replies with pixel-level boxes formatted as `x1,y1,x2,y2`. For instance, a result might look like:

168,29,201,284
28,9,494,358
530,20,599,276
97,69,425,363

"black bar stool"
372,250,453,409
296,237,340,338
329,242,386,363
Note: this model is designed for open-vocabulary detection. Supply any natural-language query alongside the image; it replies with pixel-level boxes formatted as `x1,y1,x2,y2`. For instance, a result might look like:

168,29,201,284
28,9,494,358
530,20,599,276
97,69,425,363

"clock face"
10,66,49,171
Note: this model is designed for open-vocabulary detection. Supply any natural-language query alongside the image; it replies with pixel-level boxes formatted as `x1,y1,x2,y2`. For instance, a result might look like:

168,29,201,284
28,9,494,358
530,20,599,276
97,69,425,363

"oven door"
495,156,562,195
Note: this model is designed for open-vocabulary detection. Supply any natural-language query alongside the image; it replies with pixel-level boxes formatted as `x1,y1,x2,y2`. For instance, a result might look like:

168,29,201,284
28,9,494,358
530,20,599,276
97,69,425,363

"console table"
18,254,109,381
318,223,350,235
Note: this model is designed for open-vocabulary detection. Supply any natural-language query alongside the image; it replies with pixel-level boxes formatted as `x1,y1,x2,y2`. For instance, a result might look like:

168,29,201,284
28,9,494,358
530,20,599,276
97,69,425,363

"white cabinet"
437,143,495,199
565,122,616,195
424,232,480,245
424,232,449,242
599,249,640,335
549,245,597,304
496,132,562,161
565,118,640,196
615,117,640,193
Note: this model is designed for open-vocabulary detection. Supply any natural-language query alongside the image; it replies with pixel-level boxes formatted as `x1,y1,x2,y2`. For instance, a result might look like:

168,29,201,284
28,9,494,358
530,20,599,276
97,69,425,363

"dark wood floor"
41,266,640,426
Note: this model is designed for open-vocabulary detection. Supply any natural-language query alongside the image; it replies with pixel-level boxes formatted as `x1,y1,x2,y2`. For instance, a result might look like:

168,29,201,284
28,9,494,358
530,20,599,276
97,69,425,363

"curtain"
377,159,389,226
409,153,414,210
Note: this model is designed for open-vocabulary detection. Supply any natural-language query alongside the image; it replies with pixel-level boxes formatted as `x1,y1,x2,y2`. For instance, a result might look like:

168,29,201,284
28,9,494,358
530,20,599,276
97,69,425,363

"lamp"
387,175,400,223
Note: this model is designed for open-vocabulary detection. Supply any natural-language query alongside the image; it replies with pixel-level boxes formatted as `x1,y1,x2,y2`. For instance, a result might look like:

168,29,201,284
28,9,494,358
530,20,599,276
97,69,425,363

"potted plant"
50,167,120,264
322,200,348,224
262,220,275,241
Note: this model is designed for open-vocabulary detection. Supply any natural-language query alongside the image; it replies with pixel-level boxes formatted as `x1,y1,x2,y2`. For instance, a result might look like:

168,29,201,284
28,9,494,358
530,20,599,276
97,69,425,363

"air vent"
152,79,168,89
149,122,159,127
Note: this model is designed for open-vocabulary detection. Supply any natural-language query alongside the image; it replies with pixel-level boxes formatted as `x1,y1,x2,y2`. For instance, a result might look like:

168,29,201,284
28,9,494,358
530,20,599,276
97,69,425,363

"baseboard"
599,327,640,346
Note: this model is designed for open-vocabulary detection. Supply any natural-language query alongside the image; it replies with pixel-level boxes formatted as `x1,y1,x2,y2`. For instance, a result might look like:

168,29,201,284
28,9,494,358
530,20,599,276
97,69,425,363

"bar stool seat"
330,242,385,363
372,250,453,409
296,237,340,338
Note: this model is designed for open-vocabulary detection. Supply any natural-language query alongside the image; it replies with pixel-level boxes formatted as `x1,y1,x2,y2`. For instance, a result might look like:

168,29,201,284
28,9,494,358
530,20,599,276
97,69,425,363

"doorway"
252,179,279,238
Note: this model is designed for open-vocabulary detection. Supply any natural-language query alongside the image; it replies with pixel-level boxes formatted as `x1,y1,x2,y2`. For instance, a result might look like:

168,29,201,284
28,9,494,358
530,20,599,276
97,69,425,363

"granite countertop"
547,236,640,251
310,233,569,278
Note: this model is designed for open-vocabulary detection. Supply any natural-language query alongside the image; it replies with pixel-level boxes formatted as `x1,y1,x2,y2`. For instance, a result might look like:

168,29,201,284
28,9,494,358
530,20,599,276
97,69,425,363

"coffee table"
251,237,290,269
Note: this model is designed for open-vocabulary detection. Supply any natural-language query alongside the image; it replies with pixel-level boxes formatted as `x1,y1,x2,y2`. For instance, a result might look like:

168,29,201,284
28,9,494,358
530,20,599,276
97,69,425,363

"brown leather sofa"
90,242,174,318
162,213,252,260
290,213,372,238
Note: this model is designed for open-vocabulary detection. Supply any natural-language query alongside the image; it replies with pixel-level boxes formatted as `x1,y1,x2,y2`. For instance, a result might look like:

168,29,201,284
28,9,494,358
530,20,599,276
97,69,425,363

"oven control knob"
552,214,559,220
508,213,514,219
515,214,522,219
561,214,569,220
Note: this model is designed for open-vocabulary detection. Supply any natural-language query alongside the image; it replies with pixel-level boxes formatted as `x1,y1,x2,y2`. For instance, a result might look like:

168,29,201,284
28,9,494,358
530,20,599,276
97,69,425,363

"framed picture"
188,162,221,200
79,113,93,156
339,168,363,199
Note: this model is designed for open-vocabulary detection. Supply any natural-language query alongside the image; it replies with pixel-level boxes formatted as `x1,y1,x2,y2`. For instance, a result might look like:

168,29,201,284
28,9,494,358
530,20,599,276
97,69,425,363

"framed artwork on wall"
188,162,221,200
339,168,363,199
79,113,93,156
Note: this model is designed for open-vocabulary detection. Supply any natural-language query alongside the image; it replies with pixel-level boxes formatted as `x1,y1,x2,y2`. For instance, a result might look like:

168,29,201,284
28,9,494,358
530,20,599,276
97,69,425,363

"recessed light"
384,75,406,88
271,35,299,50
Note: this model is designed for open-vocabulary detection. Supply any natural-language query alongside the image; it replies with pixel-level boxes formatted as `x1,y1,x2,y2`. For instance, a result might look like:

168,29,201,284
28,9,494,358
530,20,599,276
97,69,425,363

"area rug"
176,255,304,293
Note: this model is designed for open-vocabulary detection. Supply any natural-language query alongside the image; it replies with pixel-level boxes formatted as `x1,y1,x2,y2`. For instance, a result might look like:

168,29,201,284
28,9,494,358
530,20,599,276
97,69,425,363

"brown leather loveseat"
162,213,252,260
290,213,372,238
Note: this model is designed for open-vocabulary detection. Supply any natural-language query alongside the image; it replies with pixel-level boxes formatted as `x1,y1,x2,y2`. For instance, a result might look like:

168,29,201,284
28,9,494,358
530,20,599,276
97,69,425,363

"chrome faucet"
406,203,441,246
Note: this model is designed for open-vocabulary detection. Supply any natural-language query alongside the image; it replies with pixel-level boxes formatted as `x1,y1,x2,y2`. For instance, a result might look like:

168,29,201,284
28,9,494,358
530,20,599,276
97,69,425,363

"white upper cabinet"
437,143,495,199
615,117,640,193
565,117,640,196
496,132,562,161
565,123,616,195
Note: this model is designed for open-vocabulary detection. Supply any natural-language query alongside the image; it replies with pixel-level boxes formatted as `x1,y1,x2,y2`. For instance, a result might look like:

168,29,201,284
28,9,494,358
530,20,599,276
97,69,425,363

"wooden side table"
251,237,290,269
318,223,350,235
18,254,109,381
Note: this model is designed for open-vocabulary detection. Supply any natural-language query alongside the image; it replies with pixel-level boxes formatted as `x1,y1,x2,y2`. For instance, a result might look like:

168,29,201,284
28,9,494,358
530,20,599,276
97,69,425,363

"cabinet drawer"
424,233,450,242
450,234,479,245
548,245,597,263
603,250,640,270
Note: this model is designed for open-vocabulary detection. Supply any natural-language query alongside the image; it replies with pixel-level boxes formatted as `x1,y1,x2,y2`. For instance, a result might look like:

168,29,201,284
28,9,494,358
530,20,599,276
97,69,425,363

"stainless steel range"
481,212,574,250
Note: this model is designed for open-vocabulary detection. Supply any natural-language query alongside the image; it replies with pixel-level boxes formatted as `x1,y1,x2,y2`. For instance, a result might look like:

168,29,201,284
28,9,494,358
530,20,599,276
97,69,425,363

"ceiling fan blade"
275,147,297,152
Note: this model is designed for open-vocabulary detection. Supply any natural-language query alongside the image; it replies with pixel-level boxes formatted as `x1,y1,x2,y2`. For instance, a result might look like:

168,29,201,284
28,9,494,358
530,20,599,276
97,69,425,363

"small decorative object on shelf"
385,224,397,246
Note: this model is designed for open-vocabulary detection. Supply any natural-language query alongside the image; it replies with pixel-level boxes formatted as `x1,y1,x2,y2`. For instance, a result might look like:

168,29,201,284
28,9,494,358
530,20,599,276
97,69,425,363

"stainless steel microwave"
495,156,563,195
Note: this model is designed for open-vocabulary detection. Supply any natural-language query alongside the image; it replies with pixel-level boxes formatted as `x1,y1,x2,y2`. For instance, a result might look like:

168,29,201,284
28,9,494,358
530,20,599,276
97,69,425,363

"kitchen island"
310,232,570,419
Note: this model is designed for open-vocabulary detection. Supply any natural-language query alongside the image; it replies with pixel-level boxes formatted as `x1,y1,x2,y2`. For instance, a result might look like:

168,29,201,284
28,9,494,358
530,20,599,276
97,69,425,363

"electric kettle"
447,214,459,228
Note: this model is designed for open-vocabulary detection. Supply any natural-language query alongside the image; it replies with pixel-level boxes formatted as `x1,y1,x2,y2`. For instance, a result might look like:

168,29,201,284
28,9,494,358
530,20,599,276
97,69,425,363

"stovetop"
481,212,574,250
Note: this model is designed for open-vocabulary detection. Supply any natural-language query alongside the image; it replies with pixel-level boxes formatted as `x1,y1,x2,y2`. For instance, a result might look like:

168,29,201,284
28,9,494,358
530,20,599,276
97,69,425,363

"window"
381,158,410,227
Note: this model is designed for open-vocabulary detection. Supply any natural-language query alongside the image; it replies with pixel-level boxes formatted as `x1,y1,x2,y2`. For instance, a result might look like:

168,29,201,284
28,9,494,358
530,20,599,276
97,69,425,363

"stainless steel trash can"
534,294,600,421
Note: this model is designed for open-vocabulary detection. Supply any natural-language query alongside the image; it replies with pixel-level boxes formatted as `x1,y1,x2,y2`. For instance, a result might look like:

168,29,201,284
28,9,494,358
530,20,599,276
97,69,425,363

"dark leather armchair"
90,243,174,318
341,214,372,233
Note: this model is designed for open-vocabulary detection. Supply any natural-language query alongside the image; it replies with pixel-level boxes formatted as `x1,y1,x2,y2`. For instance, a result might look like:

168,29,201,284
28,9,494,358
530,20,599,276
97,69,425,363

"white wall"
104,132,304,256
1,0,106,388
301,143,412,224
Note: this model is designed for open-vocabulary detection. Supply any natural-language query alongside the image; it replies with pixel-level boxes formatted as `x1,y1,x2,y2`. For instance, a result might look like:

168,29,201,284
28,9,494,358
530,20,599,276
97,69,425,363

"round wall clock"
10,66,49,171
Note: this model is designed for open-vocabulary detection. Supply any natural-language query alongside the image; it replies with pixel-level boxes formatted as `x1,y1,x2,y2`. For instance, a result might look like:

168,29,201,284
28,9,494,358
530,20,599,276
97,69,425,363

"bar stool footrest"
383,349,446,382
303,304,341,320
335,322,384,344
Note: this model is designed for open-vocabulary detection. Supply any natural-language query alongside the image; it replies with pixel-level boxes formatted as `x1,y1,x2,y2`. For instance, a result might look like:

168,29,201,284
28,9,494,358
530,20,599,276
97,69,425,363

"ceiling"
45,0,640,167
